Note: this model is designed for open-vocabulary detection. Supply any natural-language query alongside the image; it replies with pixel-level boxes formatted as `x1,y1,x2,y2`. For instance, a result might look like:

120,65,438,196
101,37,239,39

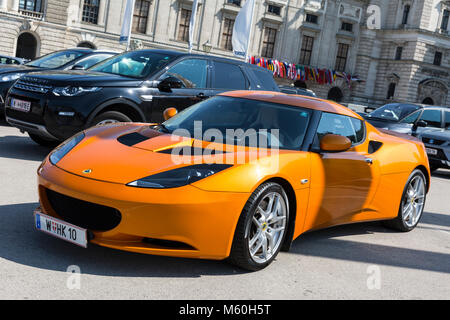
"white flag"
189,0,199,53
232,0,256,58
120,0,136,49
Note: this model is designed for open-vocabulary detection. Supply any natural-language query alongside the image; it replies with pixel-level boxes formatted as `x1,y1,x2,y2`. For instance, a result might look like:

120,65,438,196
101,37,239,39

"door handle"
365,158,373,165
197,92,206,99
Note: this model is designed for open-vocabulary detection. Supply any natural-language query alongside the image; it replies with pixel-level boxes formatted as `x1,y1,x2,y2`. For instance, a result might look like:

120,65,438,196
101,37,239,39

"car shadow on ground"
0,202,448,277
289,219,450,274
0,135,51,162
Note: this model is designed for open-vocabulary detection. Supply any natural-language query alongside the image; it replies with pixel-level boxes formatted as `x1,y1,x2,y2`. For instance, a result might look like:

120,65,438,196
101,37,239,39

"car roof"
131,49,265,68
384,102,447,110
220,91,363,119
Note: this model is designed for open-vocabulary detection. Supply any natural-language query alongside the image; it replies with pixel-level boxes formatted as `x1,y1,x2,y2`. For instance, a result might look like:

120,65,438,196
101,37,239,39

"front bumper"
6,116,58,140
37,159,250,260
424,144,450,169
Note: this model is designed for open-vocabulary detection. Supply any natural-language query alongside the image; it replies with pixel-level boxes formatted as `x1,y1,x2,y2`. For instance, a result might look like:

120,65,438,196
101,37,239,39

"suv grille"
46,189,122,231
422,137,446,146
14,79,52,94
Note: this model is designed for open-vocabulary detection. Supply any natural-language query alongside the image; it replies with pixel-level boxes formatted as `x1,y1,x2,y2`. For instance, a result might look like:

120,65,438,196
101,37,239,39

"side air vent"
368,141,383,154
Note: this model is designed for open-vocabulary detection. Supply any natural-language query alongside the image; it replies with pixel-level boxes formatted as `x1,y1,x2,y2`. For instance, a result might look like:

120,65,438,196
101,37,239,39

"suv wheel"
91,111,132,127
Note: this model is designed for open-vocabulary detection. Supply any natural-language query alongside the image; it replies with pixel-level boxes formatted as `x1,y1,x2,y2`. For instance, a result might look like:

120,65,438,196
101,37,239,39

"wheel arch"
415,165,430,193
263,177,297,252
86,98,146,127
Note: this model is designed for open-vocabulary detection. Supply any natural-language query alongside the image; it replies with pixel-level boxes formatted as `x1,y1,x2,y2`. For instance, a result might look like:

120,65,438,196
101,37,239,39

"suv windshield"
163,96,312,150
91,51,176,79
26,50,86,68
367,103,421,122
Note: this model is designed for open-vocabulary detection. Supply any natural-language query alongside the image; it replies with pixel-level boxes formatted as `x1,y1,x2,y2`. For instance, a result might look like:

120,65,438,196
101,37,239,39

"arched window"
327,87,344,102
422,97,434,105
402,5,410,25
16,32,38,60
77,41,97,49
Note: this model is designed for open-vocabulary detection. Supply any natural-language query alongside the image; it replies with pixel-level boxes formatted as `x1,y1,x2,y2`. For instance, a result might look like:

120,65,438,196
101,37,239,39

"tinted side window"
420,109,442,128
316,112,365,145
445,111,450,129
251,68,278,91
212,61,247,90
163,59,208,88
400,110,421,124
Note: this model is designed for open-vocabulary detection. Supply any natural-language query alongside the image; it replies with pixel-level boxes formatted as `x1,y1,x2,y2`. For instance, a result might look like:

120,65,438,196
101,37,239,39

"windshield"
26,50,86,68
91,51,176,78
162,96,312,150
367,103,421,121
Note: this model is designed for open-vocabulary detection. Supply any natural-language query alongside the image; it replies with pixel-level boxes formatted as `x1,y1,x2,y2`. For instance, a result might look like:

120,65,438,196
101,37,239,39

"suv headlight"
49,132,85,165
53,86,101,96
1,73,25,82
127,164,233,189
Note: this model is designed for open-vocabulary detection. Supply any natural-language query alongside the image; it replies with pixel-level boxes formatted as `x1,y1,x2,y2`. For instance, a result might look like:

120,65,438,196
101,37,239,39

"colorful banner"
248,56,363,87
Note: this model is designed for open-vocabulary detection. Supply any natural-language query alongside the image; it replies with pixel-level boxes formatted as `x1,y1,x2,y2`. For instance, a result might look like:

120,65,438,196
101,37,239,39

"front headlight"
1,73,25,82
53,86,101,96
49,132,85,165
127,164,233,189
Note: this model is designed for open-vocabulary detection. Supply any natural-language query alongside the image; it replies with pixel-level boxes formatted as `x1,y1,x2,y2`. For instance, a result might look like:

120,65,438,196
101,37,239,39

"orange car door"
304,113,380,231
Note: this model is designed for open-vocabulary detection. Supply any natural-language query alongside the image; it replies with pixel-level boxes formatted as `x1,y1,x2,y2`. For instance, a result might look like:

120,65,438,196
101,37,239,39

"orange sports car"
35,91,430,270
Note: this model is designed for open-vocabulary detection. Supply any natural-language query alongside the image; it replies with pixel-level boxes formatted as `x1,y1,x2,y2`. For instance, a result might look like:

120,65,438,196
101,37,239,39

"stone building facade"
0,0,449,107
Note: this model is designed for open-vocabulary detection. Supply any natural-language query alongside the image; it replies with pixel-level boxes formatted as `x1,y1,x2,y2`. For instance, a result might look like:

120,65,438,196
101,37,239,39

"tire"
28,133,60,148
229,182,289,271
383,169,427,232
90,111,132,127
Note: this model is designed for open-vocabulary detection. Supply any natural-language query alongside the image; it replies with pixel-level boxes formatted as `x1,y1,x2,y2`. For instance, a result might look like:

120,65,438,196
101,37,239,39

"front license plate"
34,210,87,248
426,147,438,156
10,98,31,112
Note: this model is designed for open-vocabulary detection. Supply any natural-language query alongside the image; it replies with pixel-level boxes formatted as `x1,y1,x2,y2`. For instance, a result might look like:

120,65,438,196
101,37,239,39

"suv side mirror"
158,76,183,92
71,64,85,70
320,134,352,153
163,107,178,121
413,119,428,131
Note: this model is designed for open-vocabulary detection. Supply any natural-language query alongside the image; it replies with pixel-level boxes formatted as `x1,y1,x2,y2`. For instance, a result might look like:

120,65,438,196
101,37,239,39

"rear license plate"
10,98,31,112
34,210,87,248
426,148,438,156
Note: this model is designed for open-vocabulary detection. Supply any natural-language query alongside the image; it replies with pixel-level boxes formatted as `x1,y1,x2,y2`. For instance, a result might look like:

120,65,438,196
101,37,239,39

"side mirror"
320,134,352,153
413,120,428,130
163,107,178,121
71,64,85,70
158,76,183,92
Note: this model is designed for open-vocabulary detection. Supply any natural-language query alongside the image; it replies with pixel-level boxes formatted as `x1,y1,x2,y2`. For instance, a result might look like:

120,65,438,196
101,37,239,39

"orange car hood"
54,124,264,185
54,124,197,184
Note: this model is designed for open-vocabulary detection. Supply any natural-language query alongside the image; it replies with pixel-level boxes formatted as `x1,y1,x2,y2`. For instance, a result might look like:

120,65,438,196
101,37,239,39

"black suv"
5,49,279,146
0,48,117,114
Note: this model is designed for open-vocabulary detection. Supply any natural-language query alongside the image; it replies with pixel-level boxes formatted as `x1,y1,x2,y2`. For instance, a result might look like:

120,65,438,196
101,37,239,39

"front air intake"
45,189,122,231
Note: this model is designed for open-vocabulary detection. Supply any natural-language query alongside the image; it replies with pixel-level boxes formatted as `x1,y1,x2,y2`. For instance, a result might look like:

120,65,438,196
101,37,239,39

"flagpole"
245,0,256,61
127,0,135,51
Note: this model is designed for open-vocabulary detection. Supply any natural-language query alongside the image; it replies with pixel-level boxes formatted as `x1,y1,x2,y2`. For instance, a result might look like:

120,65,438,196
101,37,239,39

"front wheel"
229,182,289,271
383,169,427,232
90,111,132,127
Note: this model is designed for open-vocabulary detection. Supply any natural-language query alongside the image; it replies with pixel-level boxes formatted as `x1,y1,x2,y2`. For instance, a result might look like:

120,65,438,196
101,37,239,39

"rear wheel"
229,182,289,271
90,111,132,127
28,133,60,148
383,169,426,232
